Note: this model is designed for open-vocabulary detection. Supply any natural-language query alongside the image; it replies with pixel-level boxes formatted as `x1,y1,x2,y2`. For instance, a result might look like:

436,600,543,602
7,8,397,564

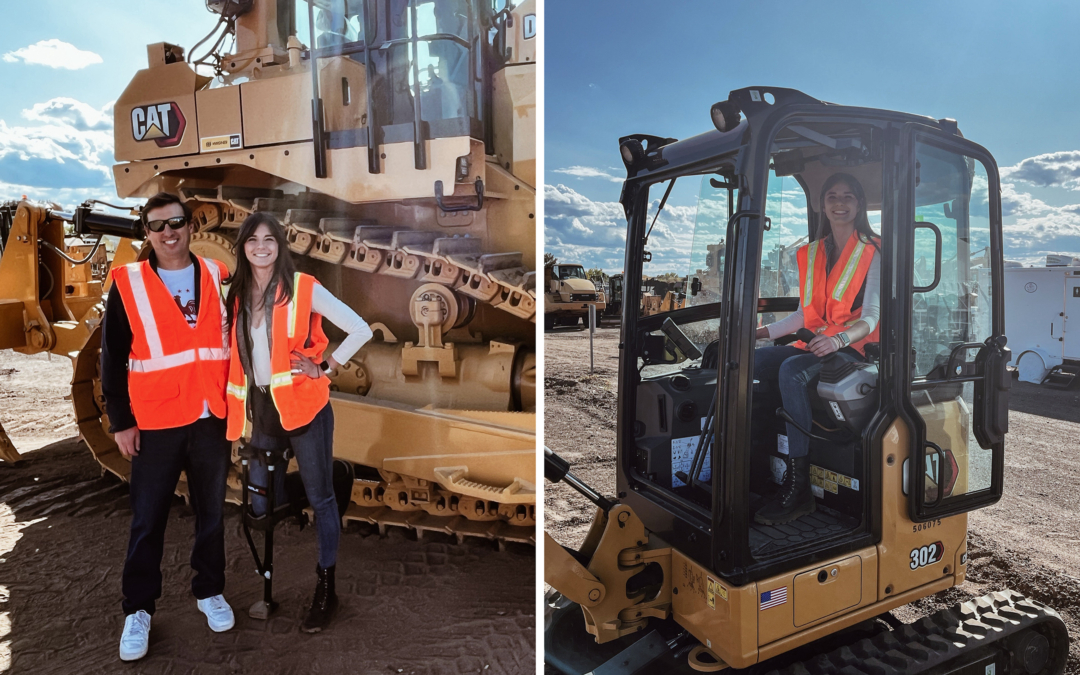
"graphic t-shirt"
156,264,209,418
158,264,198,327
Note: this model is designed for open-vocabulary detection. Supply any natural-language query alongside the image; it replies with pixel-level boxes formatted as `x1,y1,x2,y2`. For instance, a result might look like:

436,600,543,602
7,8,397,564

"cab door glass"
910,142,994,502
632,177,728,509
760,173,806,302
758,173,806,335
685,176,729,311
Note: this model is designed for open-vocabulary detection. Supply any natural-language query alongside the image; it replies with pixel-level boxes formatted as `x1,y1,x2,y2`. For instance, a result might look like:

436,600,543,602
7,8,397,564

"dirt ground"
0,351,535,675
544,323,1080,673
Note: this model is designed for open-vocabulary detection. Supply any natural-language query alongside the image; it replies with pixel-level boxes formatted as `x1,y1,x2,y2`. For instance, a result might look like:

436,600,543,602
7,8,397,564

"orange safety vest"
225,272,330,441
795,234,880,355
110,257,230,430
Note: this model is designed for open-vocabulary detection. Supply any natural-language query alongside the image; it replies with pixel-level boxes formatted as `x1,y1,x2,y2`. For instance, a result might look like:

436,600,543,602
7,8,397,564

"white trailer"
1003,264,1080,386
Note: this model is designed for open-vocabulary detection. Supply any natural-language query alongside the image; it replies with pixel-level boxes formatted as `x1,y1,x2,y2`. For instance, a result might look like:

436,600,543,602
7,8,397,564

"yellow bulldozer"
544,87,1070,673
0,0,536,546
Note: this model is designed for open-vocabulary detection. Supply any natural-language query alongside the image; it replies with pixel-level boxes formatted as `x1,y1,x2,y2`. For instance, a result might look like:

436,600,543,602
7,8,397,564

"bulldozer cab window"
907,140,998,512
294,0,364,48
299,0,487,137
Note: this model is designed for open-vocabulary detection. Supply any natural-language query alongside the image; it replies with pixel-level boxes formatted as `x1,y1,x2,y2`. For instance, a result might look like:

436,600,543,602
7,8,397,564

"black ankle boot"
301,564,338,633
754,455,815,525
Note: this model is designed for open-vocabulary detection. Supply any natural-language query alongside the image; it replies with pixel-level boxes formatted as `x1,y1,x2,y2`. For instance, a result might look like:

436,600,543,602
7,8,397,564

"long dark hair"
225,212,297,332
817,173,879,252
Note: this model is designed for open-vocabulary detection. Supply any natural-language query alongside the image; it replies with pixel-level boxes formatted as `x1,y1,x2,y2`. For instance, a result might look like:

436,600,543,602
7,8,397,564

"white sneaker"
197,594,235,632
119,610,151,661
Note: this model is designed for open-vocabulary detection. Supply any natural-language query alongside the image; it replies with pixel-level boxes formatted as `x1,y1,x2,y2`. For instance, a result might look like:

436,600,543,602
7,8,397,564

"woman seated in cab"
224,212,372,632
753,173,880,526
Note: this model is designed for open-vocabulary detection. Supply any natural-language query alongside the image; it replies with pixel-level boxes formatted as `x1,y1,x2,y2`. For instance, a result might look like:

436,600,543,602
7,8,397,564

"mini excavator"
545,87,1070,674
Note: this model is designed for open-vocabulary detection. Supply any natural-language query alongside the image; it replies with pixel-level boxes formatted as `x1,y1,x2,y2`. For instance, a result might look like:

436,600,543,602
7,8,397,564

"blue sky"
0,1,220,207
544,0,1080,272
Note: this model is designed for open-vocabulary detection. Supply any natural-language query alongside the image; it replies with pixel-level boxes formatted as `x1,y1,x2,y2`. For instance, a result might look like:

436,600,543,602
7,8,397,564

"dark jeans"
122,415,230,616
248,403,339,569
754,345,863,459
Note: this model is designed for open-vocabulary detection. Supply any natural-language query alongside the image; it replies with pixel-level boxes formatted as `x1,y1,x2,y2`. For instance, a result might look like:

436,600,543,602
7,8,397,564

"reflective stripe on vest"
802,240,820,307
226,378,247,401
273,273,305,388
831,238,866,301
130,347,228,373
125,264,165,359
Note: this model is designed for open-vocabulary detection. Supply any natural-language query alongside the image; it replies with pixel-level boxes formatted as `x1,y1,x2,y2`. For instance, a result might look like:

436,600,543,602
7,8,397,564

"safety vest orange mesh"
794,234,880,355
226,273,330,441
110,257,230,430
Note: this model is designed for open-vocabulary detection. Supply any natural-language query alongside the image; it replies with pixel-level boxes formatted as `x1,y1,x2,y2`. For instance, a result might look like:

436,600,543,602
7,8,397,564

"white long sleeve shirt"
250,284,373,387
766,249,881,340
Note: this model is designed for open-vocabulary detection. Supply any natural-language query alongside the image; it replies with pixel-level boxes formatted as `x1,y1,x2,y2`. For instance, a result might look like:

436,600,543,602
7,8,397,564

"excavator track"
546,590,1069,674
72,202,536,548
760,590,1069,675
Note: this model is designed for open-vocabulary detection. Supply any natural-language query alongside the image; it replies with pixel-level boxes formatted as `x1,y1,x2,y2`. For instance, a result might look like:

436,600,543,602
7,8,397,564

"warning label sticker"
810,465,860,493
707,576,727,608
201,134,241,152
671,435,710,488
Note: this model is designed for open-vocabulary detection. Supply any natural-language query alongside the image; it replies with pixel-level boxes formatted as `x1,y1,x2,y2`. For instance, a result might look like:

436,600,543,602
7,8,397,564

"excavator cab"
544,88,1060,675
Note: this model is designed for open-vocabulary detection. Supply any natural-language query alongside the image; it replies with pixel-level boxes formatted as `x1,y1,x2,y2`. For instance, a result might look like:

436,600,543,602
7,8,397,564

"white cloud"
1000,181,1051,218
552,165,623,182
2,39,103,70
544,183,702,274
23,98,114,132
0,98,116,203
1001,151,1080,191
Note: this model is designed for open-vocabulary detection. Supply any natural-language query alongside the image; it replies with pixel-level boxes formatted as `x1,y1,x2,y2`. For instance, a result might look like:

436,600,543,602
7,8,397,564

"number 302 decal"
910,541,944,570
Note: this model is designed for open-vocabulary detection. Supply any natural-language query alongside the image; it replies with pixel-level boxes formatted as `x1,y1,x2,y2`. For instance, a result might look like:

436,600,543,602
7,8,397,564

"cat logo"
131,102,187,148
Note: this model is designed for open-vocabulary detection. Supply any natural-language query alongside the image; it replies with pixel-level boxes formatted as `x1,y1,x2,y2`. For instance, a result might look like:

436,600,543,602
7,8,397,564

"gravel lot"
544,323,1080,673
0,350,535,675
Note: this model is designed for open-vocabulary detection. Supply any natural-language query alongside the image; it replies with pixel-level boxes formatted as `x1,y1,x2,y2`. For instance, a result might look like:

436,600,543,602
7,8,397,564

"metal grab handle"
944,342,985,381
913,221,942,293
434,178,484,212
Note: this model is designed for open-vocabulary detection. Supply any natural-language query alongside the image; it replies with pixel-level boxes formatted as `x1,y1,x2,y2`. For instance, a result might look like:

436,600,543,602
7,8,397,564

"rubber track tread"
759,590,1069,675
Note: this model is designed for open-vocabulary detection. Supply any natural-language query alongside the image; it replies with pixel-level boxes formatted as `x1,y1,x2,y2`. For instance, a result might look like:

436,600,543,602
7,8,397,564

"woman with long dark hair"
224,212,372,632
752,173,881,526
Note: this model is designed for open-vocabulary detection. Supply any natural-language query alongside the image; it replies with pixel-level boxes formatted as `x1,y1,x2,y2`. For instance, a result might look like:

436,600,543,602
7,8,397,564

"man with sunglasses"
100,192,235,661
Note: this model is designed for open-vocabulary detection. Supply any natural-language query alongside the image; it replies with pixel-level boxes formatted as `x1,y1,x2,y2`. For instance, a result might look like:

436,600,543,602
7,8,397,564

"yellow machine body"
0,0,537,545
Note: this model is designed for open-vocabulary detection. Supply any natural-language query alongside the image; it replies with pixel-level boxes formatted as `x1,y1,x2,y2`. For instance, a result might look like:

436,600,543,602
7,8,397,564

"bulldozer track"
188,195,536,322
761,590,1069,675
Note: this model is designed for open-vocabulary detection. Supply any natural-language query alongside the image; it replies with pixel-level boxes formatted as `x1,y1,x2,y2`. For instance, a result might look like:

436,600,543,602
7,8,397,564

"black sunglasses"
145,216,189,233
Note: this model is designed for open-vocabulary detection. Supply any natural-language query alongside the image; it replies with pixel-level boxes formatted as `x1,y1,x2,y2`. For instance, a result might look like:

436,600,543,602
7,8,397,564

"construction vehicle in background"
600,273,623,322
545,87,1069,673
544,261,604,330
640,277,686,317
0,0,537,546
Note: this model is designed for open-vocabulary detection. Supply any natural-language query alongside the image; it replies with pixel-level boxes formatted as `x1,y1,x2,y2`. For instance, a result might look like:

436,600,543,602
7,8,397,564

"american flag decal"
760,587,788,610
